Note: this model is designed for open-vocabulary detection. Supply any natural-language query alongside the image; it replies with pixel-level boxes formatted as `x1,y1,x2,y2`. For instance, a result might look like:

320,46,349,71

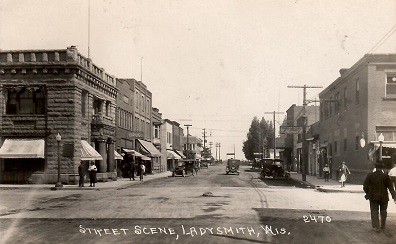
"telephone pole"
264,111,284,158
184,124,192,159
288,85,322,181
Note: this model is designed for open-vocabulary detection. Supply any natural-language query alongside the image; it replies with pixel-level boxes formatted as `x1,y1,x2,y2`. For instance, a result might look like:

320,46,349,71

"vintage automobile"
260,158,290,180
226,159,240,175
200,159,210,168
172,160,197,177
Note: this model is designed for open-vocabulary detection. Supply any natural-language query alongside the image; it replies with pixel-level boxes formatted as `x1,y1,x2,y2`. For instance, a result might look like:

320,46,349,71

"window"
335,92,340,114
135,91,139,109
386,74,396,97
329,96,333,117
105,101,111,117
355,79,360,104
6,87,46,114
93,99,102,114
343,87,347,110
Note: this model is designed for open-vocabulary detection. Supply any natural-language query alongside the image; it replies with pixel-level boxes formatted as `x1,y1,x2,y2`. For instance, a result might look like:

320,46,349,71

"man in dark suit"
363,160,396,232
128,155,135,181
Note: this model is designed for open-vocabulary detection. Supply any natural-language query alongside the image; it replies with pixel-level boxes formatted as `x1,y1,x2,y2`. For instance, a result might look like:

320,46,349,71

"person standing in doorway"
363,160,396,233
140,162,145,181
78,161,85,187
323,164,330,182
339,161,351,187
88,161,97,187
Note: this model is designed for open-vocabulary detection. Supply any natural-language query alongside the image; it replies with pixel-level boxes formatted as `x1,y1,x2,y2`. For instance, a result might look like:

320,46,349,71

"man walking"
78,161,85,187
363,160,396,232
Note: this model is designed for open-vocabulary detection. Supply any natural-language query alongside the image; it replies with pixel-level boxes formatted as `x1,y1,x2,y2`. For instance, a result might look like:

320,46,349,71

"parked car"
226,159,240,175
260,158,290,180
201,159,210,168
172,160,197,177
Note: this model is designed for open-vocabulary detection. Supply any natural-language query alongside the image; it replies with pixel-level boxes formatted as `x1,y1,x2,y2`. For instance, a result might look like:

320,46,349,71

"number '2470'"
303,215,331,223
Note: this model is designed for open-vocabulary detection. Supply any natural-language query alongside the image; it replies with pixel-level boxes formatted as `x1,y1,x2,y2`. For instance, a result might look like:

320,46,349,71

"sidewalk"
0,171,173,191
289,172,364,193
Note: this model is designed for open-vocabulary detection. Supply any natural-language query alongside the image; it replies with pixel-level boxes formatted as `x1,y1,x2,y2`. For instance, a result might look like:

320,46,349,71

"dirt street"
0,165,395,243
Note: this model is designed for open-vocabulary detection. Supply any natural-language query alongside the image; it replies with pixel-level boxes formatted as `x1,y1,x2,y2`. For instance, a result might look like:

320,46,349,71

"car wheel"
273,172,278,180
285,173,290,180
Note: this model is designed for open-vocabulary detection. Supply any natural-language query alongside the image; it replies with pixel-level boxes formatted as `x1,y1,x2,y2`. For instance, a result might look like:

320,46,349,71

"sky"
1,0,396,160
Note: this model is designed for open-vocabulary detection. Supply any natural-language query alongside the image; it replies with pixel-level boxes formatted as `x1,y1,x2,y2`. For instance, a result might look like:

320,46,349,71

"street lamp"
55,133,63,188
378,133,384,161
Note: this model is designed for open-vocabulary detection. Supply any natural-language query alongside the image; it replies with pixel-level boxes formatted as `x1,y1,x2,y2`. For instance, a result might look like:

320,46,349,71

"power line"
368,24,396,54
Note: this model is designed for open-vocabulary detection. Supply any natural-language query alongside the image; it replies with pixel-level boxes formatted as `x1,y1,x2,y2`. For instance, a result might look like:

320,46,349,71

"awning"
175,150,186,159
371,141,396,148
122,149,151,160
114,151,123,160
167,150,181,159
81,140,103,161
137,139,161,157
0,139,45,158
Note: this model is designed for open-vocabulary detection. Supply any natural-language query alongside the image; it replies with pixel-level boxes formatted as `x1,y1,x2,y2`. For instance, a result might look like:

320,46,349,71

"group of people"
78,161,97,187
127,160,146,182
322,160,396,233
321,161,351,186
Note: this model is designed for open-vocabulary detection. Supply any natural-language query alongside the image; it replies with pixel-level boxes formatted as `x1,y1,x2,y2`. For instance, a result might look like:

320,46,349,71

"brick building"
0,46,118,184
319,54,396,183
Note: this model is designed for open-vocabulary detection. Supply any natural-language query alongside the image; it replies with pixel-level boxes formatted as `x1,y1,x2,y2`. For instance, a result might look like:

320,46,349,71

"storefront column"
97,139,107,173
107,138,115,172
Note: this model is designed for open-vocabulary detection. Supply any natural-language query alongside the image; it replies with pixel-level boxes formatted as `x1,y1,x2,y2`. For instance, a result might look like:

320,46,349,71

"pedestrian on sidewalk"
339,161,351,187
78,161,85,187
128,155,135,181
388,164,396,189
363,160,396,233
139,162,145,181
88,161,97,187
323,164,330,182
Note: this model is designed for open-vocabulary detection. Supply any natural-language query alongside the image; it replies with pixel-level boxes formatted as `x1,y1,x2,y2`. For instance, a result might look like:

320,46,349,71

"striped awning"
0,139,45,158
81,140,102,161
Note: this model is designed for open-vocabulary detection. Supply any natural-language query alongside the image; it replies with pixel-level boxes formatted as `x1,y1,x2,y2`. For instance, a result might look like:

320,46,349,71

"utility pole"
184,124,192,159
209,141,213,158
264,111,284,158
288,85,322,181
202,129,210,158
218,143,221,161
215,143,219,161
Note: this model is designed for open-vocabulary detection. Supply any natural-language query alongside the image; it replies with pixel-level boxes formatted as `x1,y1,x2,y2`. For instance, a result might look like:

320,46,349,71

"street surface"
1,164,396,244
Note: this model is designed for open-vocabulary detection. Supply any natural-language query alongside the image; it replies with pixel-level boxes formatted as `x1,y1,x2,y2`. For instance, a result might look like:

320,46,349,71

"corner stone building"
0,46,118,184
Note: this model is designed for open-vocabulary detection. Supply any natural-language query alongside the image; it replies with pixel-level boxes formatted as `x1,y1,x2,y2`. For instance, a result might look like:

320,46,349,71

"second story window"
335,92,340,114
343,87,348,111
6,87,45,115
386,74,396,97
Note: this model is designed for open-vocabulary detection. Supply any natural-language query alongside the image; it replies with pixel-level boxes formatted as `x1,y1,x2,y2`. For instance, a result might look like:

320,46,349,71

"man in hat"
363,160,396,233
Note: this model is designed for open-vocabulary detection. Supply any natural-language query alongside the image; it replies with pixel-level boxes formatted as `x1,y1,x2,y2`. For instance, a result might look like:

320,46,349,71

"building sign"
129,131,144,138
280,126,303,134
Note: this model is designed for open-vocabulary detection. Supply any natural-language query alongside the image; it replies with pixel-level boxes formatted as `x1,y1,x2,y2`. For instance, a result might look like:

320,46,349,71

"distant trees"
242,117,274,161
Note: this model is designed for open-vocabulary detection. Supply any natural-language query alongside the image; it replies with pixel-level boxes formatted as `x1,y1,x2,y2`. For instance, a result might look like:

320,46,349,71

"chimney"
339,68,348,76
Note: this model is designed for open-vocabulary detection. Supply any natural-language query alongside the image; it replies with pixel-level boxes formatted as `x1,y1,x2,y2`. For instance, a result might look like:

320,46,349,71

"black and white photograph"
1,0,396,243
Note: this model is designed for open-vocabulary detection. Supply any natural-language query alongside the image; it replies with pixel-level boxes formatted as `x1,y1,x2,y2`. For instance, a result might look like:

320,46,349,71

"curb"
315,186,364,193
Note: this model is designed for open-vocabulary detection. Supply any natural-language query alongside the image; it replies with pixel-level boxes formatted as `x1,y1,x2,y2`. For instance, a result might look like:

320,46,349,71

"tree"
243,117,274,160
